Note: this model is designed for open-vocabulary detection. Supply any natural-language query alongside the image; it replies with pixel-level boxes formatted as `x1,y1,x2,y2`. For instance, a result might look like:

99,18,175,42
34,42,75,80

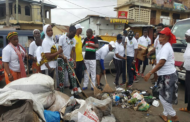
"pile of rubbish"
0,74,115,122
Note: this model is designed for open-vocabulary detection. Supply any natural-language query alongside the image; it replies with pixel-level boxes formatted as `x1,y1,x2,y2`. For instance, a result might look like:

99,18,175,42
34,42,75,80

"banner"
118,11,128,19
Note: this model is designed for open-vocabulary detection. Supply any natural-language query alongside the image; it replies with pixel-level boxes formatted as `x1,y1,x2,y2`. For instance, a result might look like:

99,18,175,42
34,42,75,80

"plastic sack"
48,91,70,111
78,112,94,122
5,73,55,109
101,114,116,122
44,110,60,122
132,92,143,100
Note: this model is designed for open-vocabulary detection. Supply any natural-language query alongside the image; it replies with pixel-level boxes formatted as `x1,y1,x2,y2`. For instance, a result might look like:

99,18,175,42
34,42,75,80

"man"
29,29,42,73
138,30,151,77
147,23,164,83
82,29,99,90
96,41,115,90
134,32,140,73
135,33,140,41
74,24,84,93
59,25,78,95
125,30,138,87
121,30,128,85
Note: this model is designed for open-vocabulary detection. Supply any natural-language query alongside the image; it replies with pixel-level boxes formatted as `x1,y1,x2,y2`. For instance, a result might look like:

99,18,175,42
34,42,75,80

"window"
14,4,21,14
25,6,30,16
0,7,5,17
161,12,169,16
0,36,3,48
45,10,49,19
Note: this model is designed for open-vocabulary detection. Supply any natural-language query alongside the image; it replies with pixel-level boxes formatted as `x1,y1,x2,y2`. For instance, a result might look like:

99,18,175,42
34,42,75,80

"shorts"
96,60,103,75
138,57,148,66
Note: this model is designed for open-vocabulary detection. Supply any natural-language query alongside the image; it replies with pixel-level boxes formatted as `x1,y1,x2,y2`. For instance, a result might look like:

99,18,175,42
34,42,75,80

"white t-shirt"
41,38,57,70
96,44,109,60
156,42,176,76
183,43,190,71
36,46,43,65
114,42,124,60
59,35,76,59
2,45,25,72
154,35,162,56
126,37,138,57
29,41,38,57
138,36,151,48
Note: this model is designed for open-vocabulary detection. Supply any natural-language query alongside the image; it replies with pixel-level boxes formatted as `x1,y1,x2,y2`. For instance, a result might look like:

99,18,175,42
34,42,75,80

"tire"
109,59,116,77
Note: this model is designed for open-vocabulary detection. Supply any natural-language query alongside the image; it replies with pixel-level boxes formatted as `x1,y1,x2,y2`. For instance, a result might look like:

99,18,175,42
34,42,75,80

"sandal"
179,108,190,113
159,114,168,122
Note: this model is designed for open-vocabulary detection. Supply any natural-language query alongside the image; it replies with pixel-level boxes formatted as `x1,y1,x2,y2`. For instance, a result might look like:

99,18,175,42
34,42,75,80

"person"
59,25,79,95
135,32,140,41
29,29,42,73
138,30,151,77
40,24,63,78
179,29,190,113
82,29,99,90
144,27,178,122
113,34,127,87
3,32,27,84
125,30,138,87
96,41,115,90
134,32,140,73
121,30,127,86
147,23,164,84
74,24,84,93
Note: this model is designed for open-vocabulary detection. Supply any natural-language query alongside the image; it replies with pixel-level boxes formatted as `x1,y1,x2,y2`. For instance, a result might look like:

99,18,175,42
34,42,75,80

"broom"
85,70,102,96
67,62,88,98
103,74,115,93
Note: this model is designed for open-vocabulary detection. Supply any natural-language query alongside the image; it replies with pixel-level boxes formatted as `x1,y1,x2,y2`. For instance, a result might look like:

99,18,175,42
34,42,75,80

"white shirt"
114,42,124,60
126,37,138,57
2,45,25,72
59,35,76,59
138,36,151,48
183,43,190,71
36,46,43,65
96,44,109,60
29,41,38,57
154,35,162,56
41,39,56,70
156,42,176,76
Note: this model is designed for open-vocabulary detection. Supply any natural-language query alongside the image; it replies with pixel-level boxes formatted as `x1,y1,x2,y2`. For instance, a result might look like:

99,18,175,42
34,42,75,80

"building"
52,24,69,37
73,15,134,37
115,0,190,26
0,0,56,30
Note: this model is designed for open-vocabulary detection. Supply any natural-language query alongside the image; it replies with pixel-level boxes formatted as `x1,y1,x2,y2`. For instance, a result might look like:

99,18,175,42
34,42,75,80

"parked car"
82,40,115,70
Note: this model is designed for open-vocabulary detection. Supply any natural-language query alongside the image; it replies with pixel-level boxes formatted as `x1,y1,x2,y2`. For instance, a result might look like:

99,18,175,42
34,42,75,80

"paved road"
0,65,189,122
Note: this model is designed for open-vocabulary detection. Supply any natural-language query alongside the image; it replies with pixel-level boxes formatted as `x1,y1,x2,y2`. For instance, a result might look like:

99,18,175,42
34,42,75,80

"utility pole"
139,0,141,22
6,0,9,26
16,0,18,23
41,0,44,27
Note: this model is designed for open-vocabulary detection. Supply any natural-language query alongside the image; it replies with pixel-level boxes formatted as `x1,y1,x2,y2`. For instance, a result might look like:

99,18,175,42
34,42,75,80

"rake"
85,70,102,96
67,62,88,98
103,74,115,93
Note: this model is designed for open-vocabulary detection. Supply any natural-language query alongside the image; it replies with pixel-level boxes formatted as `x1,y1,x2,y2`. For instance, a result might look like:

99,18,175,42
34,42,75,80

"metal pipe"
6,0,9,26
16,0,18,23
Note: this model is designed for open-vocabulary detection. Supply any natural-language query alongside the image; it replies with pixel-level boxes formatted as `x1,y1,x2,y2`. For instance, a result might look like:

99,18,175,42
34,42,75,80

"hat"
185,29,190,36
75,24,84,29
109,41,116,48
117,34,122,40
159,27,176,45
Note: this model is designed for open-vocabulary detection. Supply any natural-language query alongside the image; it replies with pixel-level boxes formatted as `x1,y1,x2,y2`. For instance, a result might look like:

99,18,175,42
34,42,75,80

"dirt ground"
0,65,190,122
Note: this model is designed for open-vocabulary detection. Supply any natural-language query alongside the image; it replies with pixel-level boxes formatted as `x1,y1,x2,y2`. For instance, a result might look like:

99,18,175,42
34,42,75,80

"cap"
159,27,176,45
75,24,84,29
185,29,190,36
117,34,122,40
109,41,116,48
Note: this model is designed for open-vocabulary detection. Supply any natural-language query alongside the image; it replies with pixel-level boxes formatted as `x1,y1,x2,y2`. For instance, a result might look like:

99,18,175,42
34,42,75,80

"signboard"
173,2,186,10
118,11,128,19
160,16,170,25
110,19,128,24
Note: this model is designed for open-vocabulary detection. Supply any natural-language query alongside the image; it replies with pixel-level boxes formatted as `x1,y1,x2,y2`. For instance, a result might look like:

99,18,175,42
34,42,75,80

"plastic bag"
138,100,150,112
44,110,60,122
132,92,143,100
101,114,116,122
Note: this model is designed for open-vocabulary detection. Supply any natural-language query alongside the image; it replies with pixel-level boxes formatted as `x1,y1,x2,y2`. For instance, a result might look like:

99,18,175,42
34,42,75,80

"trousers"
127,56,134,85
113,58,122,86
122,54,126,83
75,61,84,87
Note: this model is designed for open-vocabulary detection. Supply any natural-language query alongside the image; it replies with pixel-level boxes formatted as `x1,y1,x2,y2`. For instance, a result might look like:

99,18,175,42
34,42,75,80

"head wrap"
185,29,190,36
43,24,53,39
33,29,40,34
7,32,18,41
159,27,176,45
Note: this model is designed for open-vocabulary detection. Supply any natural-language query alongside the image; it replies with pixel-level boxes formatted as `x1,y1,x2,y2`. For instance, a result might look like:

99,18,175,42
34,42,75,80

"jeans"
127,56,134,85
75,61,84,87
122,54,126,83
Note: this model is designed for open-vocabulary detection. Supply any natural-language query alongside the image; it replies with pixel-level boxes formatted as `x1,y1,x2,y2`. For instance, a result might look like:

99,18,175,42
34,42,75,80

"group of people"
2,22,190,122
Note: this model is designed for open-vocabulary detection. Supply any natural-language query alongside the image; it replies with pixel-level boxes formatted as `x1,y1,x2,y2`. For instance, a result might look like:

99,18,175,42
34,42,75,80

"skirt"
4,69,21,84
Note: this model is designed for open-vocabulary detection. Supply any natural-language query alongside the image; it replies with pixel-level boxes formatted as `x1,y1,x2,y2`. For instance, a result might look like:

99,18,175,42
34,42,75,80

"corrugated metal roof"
128,24,155,28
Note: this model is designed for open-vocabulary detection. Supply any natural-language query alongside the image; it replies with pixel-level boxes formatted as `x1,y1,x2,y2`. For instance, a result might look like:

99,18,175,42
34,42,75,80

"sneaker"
97,86,103,91
71,90,74,95
137,73,141,76
128,85,132,88
82,87,88,90
115,85,120,89
91,87,94,91
100,83,104,86
113,82,116,85
134,79,139,83
120,83,125,86
78,87,82,93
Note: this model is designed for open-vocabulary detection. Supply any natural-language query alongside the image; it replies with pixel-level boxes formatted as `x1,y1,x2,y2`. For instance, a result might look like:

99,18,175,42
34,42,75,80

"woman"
40,24,63,78
179,29,190,113
144,27,178,122
113,34,127,87
2,32,27,84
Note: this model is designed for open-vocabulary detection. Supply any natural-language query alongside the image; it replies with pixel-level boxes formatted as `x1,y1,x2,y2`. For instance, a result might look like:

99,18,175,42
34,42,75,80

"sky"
44,0,117,25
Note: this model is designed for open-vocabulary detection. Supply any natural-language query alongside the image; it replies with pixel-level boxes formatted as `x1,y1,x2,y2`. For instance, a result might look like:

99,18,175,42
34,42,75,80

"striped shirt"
83,36,98,60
